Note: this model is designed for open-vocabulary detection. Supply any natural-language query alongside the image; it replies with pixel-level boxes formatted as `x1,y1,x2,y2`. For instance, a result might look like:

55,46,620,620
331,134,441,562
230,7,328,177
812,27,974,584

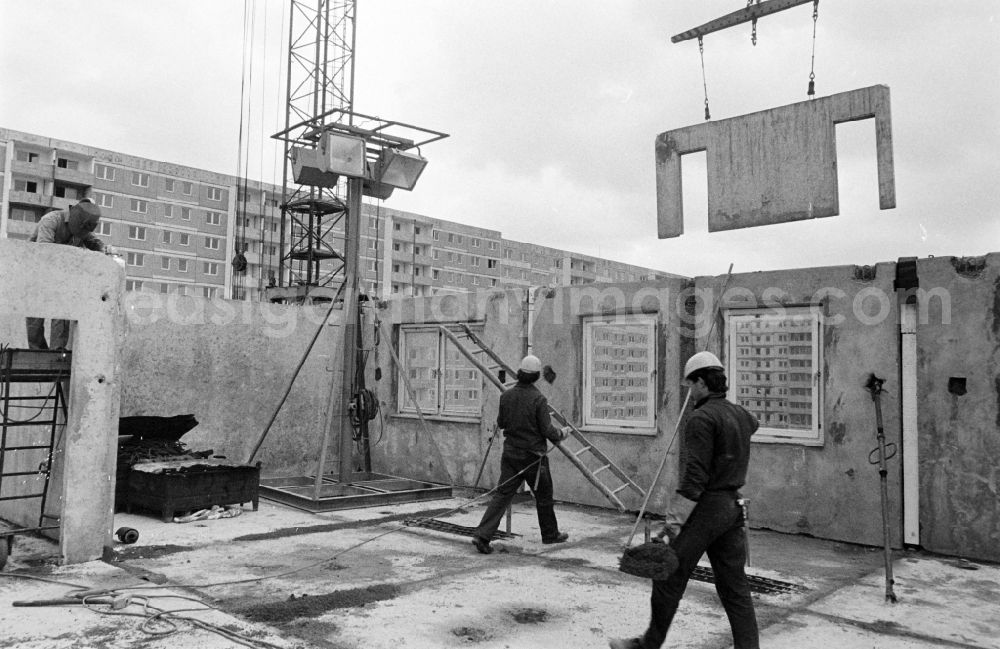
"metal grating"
691,566,808,595
404,518,519,540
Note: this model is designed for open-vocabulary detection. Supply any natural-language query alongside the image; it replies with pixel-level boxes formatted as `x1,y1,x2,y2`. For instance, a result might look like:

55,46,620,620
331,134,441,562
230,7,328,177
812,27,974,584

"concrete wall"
0,239,123,564
694,265,905,549
912,254,1000,561
5,234,997,562
117,293,343,475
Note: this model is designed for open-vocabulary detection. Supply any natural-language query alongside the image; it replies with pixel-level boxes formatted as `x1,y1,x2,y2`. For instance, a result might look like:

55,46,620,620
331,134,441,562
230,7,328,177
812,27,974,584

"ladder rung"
573,445,593,457
0,493,45,502
591,464,611,476
611,484,630,494
1,445,53,451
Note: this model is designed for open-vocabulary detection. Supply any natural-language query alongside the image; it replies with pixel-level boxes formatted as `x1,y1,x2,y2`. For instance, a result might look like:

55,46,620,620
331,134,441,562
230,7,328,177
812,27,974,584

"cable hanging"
807,0,820,97
698,36,711,121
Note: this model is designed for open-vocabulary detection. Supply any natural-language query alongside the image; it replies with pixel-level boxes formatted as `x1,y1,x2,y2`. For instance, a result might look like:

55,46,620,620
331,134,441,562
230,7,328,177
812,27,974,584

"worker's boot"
542,532,569,545
471,536,493,554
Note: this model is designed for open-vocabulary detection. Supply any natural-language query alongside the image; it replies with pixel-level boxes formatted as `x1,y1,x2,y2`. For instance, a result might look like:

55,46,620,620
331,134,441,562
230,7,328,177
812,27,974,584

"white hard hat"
684,351,723,380
519,355,542,373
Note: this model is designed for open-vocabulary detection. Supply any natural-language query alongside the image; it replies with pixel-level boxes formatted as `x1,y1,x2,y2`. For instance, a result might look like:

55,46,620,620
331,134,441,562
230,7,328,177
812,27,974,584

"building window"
16,150,39,163
204,237,220,250
726,307,823,445
179,233,190,246
9,208,41,222
128,225,146,240
161,257,171,271
13,180,38,193
125,280,143,291
163,204,174,218
178,259,189,272
432,230,440,241
368,240,378,250
57,158,78,170
471,238,480,248
97,221,112,235
94,163,115,181
368,216,378,229
487,259,498,269
164,178,175,192
396,326,482,418
126,252,144,267
414,226,421,235
130,199,148,214
176,285,188,296
203,287,216,299
432,269,439,280
582,313,657,432
490,278,498,287
131,172,150,187
161,230,172,244
94,192,114,209
203,262,219,275
393,243,401,252
181,207,191,220
54,185,80,200
182,181,193,195
394,222,401,231
488,241,498,251
160,283,170,294
206,211,221,226
207,187,223,201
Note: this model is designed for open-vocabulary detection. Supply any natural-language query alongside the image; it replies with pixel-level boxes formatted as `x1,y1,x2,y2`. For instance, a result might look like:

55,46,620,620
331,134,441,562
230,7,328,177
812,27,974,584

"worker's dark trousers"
26,318,70,350
474,446,559,543
640,491,759,649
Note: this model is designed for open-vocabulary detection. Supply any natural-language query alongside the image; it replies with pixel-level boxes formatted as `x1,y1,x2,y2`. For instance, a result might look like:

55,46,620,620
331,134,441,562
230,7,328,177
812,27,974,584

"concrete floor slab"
2,495,997,649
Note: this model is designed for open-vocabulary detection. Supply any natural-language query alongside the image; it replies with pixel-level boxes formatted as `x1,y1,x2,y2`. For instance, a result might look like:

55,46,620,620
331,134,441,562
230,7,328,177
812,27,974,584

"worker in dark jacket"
26,199,109,349
610,351,759,649
472,354,571,554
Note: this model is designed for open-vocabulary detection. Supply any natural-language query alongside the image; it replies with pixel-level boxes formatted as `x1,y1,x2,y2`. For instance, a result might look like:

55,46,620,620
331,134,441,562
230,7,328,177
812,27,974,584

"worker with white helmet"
471,354,571,554
610,351,760,649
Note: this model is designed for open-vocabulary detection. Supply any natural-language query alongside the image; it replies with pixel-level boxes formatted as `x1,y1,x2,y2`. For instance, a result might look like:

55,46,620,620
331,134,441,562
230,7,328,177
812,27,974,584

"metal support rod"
336,176,364,483
671,0,814,43
865,373,898,603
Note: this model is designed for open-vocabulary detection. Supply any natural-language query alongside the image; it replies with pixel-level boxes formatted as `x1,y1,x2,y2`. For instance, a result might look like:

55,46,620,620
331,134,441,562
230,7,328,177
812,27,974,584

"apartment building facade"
1,127,675,302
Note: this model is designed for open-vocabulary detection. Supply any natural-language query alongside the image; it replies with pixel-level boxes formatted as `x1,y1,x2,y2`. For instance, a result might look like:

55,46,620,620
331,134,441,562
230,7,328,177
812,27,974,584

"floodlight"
320,131,367,177
291,146,338,188
375,148,428,191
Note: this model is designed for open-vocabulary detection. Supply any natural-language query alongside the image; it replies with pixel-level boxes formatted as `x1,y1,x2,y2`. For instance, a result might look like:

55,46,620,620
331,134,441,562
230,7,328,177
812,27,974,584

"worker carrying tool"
471,354,571,554
25,198,117,350
610,351,760,649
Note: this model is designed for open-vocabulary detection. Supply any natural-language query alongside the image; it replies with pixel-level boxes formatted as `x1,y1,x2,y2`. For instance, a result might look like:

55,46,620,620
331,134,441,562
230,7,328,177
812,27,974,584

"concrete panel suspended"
655,85,895,238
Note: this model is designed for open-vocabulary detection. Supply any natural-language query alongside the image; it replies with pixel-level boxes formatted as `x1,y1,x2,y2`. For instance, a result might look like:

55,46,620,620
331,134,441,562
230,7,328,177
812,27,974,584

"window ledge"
391,412,481,425
579,425,657,437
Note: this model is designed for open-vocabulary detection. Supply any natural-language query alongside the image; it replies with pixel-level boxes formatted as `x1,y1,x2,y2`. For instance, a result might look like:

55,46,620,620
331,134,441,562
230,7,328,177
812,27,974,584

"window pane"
583,315,656,429
441,337,480,415
727,309,822,444
398,330,439,414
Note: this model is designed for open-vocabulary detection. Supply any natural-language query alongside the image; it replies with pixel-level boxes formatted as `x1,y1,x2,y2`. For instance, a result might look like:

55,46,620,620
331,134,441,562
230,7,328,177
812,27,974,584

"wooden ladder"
440,324,646,512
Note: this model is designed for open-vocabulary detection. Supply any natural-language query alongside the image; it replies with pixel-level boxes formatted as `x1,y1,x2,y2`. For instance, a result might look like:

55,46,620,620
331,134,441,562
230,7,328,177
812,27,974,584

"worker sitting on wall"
25,198,111,350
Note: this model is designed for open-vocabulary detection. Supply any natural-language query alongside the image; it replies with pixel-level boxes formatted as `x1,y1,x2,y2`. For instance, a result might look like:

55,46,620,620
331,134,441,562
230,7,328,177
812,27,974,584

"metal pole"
337,176,363,483
865,373,898,603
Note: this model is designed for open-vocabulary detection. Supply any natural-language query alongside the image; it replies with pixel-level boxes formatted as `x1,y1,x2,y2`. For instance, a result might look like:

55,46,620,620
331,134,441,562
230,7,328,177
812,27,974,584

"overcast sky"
2,1,997,277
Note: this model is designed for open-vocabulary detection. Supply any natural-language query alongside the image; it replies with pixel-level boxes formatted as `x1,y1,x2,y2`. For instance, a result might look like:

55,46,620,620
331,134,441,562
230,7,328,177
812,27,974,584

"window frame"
94,163,115,181
725,306,824,446
395,324,484,420
581,313,657,434
131,171,150,188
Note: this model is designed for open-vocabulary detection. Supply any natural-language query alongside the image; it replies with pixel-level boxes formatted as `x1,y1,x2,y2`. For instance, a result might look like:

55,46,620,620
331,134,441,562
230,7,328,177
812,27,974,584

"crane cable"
231,0,257,293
